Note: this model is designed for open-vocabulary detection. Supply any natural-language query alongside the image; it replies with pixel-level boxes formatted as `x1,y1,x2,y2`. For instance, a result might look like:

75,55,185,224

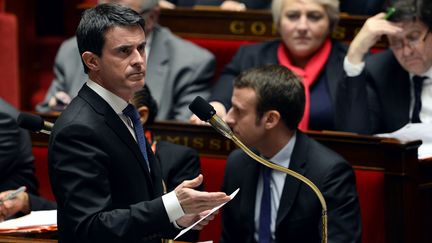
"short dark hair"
420,0,432,29
233,65,305,130
131,84,158,124
76,3,145,74
386,0,429,25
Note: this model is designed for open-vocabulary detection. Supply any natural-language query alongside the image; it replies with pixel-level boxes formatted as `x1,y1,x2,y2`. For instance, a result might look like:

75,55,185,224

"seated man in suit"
37,0,215,122
220,65,361,242
48,4,229,242
132,84,203,241
339,0,432,134
0,98,56,222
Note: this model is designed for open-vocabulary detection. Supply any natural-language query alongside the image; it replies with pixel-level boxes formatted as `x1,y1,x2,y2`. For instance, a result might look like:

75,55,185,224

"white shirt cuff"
344,56,365,77
162,191,185,223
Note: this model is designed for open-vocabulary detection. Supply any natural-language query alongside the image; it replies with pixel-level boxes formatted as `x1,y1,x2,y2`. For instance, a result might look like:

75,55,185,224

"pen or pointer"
0,186,26,205
385,7,396,20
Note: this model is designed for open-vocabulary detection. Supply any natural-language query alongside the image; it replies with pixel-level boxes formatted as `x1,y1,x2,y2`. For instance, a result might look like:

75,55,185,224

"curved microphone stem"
209,116,328,243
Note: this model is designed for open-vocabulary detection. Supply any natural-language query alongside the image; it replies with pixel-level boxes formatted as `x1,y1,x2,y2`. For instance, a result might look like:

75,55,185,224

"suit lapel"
370,51,411,128
391,69,411,121
147,148,164,196
78,85,154,189
276,132,308,227
240,159,260,234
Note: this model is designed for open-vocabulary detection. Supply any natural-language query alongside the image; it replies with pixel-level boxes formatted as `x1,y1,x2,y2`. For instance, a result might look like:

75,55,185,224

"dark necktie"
123,104,150,171
259,166,272,243
412,76,427,123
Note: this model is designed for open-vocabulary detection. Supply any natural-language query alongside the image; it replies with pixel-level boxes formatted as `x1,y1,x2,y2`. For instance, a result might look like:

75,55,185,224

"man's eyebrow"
114,41,147,50
114,44,132,50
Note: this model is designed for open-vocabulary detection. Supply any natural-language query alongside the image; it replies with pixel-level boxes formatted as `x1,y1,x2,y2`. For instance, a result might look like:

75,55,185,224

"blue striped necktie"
123,104,150,171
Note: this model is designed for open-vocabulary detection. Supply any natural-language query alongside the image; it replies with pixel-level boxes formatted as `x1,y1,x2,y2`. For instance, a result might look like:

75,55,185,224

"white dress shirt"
344,57,432,124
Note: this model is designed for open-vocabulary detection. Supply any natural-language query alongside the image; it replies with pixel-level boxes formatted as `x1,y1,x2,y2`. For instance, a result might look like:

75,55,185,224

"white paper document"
375,123,432,159
174,188,240,240
0,210,57,230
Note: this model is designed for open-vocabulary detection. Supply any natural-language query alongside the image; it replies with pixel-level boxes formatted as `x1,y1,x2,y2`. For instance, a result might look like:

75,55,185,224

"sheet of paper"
174,188,240,240
375,123,432,159
0,210,57,230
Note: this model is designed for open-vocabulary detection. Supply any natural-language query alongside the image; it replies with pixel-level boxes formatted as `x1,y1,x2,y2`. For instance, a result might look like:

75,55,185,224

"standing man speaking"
48,3,229,243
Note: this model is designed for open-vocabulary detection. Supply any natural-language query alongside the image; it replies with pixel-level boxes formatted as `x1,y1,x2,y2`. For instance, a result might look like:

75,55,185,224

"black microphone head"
17,112,44,132
189,96,216,122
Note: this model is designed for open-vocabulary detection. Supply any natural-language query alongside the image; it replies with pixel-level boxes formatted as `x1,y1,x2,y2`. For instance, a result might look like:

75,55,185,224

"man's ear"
263,110,280,129
82,51,100,72
137,106,150,125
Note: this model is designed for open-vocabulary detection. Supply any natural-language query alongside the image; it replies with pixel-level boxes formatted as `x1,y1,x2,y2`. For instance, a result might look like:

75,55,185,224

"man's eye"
407,34,421,42
119,48,130,54
137,44,145,53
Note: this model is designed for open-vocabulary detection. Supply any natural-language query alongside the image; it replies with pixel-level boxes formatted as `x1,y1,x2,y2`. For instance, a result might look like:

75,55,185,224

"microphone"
17,112,53,135
189,96,328,243
189,96,234,139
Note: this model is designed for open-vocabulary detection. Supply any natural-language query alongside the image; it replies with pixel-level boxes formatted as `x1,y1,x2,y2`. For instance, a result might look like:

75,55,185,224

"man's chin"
403,63,427,75
129,79,144,87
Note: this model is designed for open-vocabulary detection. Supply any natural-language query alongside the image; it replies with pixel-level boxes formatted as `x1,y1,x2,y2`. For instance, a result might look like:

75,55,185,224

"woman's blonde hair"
271,0,340,32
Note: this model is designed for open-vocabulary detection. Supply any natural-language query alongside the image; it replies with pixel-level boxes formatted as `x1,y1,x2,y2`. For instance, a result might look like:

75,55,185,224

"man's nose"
132,49,146,68
225,109,235,127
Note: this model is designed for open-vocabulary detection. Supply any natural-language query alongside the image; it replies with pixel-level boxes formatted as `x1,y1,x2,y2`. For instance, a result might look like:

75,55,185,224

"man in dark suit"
220,65,361,242
0,98,56,221
339,0,432,134
48,4,229,243
37,0,215,122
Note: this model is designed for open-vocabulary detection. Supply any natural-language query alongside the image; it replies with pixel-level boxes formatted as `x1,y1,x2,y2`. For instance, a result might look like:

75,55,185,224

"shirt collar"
86,80,129,114
268,132,297,168
410,66,432,84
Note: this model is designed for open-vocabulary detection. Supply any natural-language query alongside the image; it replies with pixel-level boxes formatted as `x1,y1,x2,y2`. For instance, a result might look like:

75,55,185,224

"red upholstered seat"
32,146,55,201
355,170,385,243
0,12,20,108
199,156,227,243
30,36,64,109
185,38,256,80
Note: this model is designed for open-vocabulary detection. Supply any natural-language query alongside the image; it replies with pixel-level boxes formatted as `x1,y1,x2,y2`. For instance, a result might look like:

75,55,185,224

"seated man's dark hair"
233,64,305,130
132,84,159,124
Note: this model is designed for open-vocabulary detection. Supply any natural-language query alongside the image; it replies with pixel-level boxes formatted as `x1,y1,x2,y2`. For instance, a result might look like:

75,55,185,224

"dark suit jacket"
48,85,178,243
155,141,202,192
0,98,56,213
210,40,348,131
338,50,409,134
154,141,203,242
220,132,361,243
